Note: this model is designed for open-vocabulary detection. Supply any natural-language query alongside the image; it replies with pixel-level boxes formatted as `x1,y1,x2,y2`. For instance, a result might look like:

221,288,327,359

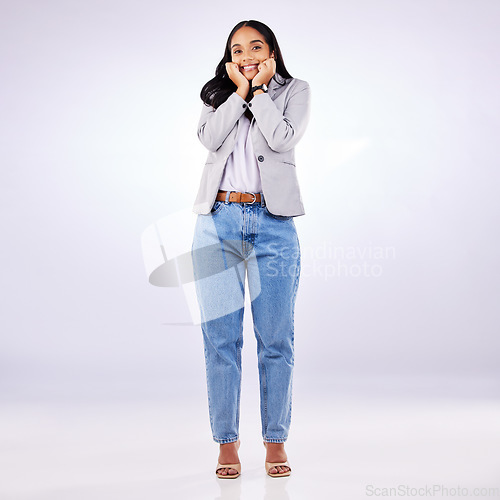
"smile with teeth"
241,64,259,71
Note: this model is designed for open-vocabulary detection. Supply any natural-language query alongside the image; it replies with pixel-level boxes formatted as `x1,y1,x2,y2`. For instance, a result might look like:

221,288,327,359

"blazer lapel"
268,71,287,99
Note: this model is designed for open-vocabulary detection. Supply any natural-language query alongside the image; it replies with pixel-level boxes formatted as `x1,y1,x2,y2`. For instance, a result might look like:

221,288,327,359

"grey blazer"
192,71,311,217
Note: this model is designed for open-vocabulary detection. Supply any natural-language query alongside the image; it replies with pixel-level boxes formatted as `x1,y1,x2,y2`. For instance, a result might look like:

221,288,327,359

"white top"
219,115,262,193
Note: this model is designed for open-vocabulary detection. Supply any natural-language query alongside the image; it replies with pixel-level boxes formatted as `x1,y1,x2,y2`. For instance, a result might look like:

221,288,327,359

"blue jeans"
191,192,301,444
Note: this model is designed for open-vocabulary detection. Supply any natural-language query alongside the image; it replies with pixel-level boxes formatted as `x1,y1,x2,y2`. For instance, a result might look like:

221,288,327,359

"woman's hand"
225,62,250,90
252,57,276,87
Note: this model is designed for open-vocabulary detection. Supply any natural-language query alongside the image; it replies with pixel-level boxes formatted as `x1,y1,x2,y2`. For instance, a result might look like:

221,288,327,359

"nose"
241,54,255,63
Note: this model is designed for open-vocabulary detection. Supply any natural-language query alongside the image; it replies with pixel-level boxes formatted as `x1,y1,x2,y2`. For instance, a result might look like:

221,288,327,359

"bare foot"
264,441,290,475
216,439,241,476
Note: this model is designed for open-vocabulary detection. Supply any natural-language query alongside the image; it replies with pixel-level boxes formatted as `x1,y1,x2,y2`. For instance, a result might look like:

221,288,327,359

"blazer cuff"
220,92,250,127
226,91,249,116
231,91,249,109
198,92,248,151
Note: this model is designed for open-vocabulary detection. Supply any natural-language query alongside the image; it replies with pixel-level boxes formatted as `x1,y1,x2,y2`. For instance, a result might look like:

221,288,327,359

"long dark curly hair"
200,20,293,120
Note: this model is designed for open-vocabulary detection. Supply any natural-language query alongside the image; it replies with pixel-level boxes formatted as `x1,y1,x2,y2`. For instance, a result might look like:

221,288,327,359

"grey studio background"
1,1,499,499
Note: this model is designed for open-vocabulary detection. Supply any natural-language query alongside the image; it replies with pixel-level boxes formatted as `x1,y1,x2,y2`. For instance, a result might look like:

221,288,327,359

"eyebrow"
231,39,264,49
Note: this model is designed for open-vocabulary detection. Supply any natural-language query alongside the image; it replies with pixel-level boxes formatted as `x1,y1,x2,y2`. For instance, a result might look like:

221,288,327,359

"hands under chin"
252,57,276,87
225,62,249,89
225,58,276,89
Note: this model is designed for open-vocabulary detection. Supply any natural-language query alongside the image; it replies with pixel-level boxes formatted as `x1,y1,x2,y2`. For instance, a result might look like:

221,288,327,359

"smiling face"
230,26,275,81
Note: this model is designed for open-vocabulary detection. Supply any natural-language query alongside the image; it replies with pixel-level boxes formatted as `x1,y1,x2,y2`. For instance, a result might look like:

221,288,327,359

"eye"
233,46,262,54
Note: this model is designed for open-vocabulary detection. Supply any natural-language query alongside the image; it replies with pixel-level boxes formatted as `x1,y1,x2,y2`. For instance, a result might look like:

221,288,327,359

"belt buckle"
244,191,257,204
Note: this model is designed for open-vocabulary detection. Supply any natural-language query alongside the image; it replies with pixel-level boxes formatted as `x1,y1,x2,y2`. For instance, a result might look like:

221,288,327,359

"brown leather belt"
215,190,262,204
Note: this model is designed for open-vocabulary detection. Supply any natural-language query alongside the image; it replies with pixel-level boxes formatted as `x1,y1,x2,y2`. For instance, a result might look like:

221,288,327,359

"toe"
217,466,239,476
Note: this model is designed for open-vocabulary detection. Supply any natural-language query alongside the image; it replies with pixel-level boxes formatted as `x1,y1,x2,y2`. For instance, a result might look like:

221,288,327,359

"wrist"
236,85,249,99
251,82,268,96
252,77,269,86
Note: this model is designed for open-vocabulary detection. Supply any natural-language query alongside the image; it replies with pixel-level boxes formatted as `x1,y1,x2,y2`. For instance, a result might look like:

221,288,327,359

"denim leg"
201,307,244,444
191,204,246,444
247,210,301,443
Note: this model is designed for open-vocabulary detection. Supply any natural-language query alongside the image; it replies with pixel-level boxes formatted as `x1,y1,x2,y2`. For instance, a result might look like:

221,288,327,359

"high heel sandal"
263,441,292,477
216,439,241,479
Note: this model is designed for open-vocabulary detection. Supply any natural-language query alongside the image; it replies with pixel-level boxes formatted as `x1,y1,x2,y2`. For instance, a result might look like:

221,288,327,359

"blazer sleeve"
197,92,247,152
249,81,311,153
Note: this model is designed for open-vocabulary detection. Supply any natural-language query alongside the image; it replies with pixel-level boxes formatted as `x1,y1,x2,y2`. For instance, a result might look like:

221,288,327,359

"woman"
191,19,311,479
